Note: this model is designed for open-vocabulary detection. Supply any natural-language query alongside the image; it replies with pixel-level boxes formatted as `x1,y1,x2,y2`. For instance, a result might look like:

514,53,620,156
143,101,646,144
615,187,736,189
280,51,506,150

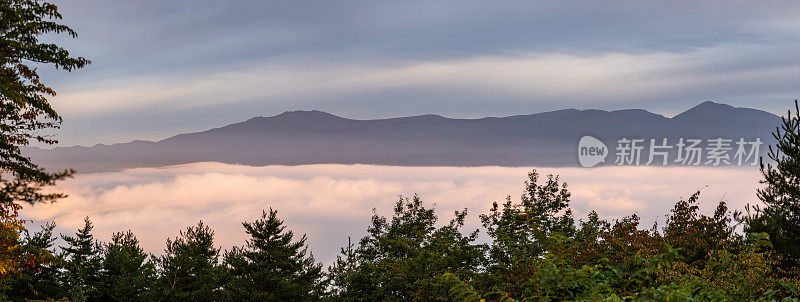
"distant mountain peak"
693,101,734,110
673,101,736,120
671,101,780,126
275,110,341,118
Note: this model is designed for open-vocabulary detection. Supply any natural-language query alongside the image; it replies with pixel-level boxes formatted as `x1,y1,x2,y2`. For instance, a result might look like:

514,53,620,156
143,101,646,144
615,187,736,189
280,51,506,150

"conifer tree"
326,195,486,301
740,99,800,273
224,208,324,301
5,222,65,300
98,230,156,301
60,217,102,301
155,221,223,301
324,238,360,300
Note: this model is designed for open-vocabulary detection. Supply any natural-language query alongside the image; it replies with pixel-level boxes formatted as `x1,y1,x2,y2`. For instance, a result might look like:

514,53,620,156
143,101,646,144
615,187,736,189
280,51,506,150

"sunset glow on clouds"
22,163,762,263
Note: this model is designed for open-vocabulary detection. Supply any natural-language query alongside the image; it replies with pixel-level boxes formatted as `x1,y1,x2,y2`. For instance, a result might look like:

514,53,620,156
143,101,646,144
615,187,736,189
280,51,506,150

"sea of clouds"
22,163,762,264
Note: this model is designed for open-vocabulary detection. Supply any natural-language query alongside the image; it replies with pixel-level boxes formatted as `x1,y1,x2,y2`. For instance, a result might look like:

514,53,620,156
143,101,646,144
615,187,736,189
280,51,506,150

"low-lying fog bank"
22,163,761,264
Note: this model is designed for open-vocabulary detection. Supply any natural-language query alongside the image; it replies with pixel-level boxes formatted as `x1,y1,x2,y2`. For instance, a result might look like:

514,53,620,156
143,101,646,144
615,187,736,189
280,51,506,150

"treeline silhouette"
3,166,800,301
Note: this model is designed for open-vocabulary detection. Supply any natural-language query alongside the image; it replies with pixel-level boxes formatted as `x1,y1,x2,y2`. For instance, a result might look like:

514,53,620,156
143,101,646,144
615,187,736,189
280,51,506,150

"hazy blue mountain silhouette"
25,101,781,172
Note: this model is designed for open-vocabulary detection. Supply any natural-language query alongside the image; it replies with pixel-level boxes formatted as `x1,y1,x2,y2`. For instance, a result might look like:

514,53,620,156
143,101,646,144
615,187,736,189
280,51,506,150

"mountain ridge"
24,101,781,172
39,104,719,149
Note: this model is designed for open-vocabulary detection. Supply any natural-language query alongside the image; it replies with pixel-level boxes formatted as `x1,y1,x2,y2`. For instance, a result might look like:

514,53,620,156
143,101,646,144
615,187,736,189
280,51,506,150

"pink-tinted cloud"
22,163,762,263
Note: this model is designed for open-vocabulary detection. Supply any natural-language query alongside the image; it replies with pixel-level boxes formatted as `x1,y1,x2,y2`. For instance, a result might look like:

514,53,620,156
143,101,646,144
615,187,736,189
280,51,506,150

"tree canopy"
0,0,88,289
739,100,800,275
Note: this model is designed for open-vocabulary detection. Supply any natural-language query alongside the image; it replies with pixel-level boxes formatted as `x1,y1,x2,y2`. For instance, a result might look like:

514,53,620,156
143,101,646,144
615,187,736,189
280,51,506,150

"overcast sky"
41,1,800,145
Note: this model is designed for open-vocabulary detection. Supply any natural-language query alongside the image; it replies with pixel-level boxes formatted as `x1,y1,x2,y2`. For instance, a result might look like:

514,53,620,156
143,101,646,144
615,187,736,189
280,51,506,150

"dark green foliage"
481,171,575,259
479,171,575,296
450,171,800,301
739,99,800,274
97,231,156,302
5,222,65,301
324,237,360,300
154,221,223,301
223,208,324,301
439,273,497,302
60,217,102,301
320,169,799,301
326,195,486,301
444,233,798,301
